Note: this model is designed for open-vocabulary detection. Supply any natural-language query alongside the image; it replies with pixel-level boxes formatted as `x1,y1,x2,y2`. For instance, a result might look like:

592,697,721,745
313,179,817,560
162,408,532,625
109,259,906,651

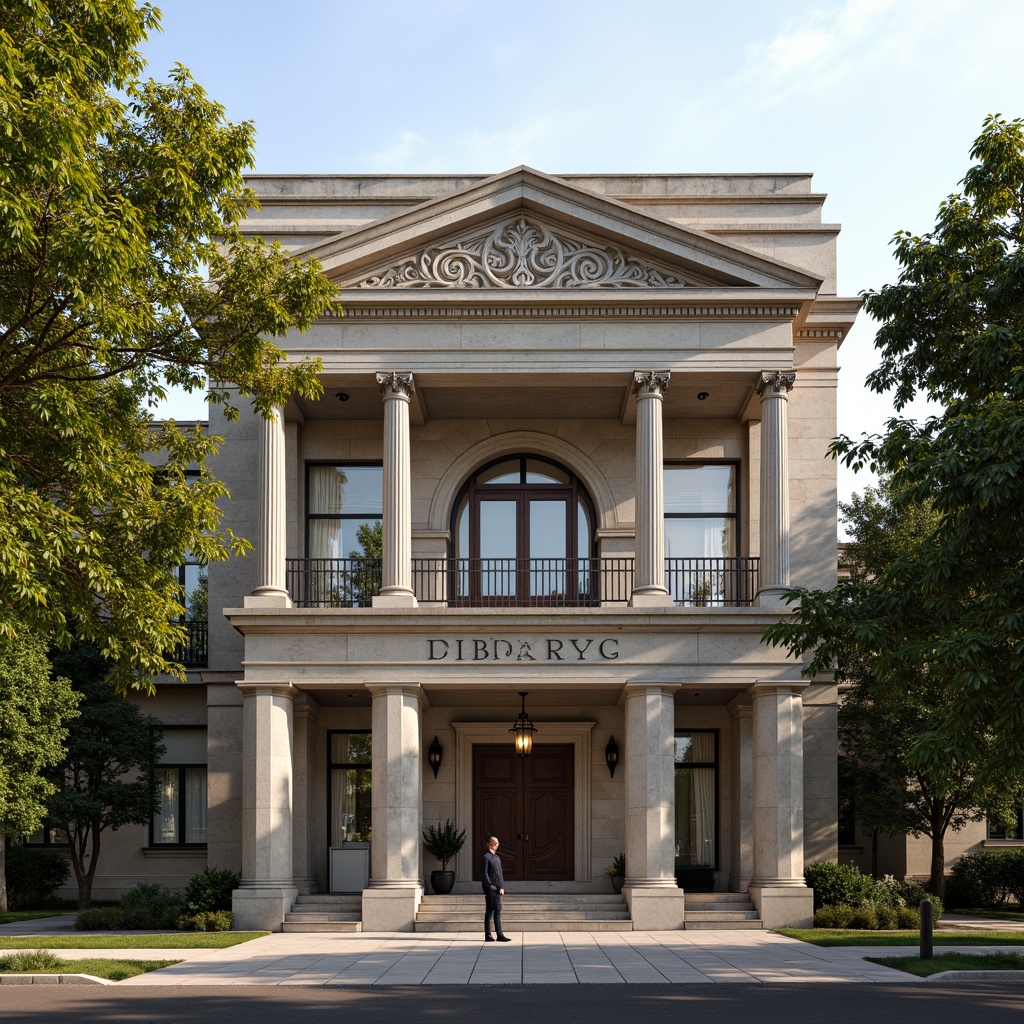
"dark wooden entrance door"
472,744,574,882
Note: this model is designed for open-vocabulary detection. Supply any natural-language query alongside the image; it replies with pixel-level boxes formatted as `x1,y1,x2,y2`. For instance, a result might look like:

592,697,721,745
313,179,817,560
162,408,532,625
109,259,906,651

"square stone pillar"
232,683,298,931
622,683,685,930
748,681,813,928
291,694,319,895
363,684,425,931
728,695,754,892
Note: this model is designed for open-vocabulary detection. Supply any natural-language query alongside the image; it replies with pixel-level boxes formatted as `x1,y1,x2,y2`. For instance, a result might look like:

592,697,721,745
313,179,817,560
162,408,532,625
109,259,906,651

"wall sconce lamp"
427,736,443,779
605,736,620,778
510,691,537,757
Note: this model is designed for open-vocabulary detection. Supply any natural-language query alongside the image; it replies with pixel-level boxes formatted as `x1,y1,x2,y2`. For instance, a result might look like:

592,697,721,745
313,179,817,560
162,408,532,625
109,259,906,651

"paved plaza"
3,916,1024,986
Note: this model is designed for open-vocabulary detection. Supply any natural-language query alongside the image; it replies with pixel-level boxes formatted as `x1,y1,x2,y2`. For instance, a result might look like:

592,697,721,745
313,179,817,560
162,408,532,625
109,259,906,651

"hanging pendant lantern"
510,691,537,757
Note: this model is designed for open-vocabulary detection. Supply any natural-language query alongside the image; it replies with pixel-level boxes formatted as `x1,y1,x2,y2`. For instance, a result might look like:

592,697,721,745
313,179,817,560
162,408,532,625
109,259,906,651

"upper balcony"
286,556,758,609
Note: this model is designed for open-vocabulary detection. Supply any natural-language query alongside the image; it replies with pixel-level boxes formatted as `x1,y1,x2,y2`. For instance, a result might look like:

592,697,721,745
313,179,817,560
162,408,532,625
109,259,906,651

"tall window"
675,731,718,875
330,732,372,846
151,728,207,846
306,465,383,560
664,464,738,605
451,455,594,605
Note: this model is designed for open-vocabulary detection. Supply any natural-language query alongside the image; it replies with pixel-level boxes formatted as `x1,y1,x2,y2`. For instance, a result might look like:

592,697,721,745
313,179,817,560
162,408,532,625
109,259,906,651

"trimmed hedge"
183,868,239,914
945,850,1024,909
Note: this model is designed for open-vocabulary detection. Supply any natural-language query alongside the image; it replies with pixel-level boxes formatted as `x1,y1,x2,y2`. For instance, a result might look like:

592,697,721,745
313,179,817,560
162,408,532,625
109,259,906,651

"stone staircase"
282,894,362,933
415,893,632,932
683,892,763,930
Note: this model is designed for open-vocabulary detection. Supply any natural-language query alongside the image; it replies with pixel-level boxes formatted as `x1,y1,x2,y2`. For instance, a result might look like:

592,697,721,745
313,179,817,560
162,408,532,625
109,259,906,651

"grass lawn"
0,910,76,926
0,952,180,981
867,951,1024,978
0,932,268,950
777,928,1024,946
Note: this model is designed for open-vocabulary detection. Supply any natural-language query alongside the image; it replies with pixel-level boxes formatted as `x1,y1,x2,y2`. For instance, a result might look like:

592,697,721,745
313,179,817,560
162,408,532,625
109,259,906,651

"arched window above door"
451,455,595,606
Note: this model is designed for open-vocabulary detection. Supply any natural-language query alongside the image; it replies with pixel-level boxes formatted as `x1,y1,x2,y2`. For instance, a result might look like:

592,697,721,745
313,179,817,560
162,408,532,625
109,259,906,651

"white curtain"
689,734,715,867
308,467,346,560
331,768,347,847
185,767,208,843
153,767,177,844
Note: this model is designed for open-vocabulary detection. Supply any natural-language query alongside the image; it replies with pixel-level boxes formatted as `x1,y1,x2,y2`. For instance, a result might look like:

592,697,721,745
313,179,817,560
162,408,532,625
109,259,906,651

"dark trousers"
484,887,503,937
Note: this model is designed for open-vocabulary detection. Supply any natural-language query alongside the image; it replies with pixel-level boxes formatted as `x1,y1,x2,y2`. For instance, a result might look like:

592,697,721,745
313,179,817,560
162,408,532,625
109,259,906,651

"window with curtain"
151,728,207,846
988,807,1024,841
306,465,383,560
330,731,372,847
674,731,717,870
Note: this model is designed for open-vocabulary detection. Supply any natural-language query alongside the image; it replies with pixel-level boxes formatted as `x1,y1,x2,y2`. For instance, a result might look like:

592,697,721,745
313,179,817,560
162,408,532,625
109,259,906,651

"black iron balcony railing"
285,557,758,609
174,620,208,667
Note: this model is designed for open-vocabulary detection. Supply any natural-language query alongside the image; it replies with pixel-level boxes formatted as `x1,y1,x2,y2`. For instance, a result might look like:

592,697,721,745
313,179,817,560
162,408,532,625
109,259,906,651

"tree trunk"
78,826,100,911
929,802,947,898
0,839,8,914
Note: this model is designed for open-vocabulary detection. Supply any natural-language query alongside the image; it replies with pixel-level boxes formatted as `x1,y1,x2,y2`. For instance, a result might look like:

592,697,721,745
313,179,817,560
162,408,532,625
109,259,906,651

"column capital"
632,370,671,397
755,370,796,397
366,682,428,707
236,682,296,701
376,371,416,398
749,680,809,698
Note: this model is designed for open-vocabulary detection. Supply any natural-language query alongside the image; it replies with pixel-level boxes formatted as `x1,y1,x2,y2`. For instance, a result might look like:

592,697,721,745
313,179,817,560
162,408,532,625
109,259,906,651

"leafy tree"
0,634,80,912
825,114,1024,780
767,483,1023,896
0,2,336,691
45,643,164,909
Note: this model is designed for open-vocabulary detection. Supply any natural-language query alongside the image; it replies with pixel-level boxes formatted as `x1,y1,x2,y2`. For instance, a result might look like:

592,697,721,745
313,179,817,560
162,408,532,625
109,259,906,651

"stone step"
684,893,754,906
415,919,634,932
293,895,362,906
685,920,764,930
282,920,363,933
684,910,760,922
416,911,631,922
284,912,363,923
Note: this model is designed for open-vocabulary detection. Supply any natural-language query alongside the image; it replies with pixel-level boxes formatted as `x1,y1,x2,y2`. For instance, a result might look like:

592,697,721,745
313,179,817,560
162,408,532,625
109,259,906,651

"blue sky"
142,0,1024,525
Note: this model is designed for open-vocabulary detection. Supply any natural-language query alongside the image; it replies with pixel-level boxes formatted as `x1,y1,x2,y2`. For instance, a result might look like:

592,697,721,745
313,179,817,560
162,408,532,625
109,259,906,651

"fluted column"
630,370,673,607
374,372,417,607
756,370,795,606
249,406,290,606
233,682,297,930
363,684,424,931
750,682,807,887
622,683,685,929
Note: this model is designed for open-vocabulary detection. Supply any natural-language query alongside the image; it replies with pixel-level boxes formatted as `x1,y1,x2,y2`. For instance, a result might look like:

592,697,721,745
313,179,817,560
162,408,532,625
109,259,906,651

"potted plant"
422,818,467,895
606,853,625,894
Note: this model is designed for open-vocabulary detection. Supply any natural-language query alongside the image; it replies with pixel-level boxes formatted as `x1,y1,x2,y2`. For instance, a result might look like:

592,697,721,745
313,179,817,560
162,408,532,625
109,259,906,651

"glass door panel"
529,498,567,599
477,499,517,597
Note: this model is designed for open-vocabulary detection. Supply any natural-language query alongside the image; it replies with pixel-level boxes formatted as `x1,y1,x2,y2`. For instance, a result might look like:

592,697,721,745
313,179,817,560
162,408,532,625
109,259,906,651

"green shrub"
867,875,906,910
1004,848,1024,906
179,909,232,932
3,846,71,910
804,862,872,910
847,904,879,930
119,882,184,928
874,904,898,929
814,903,855,928
946,852,1013,908
184,868,239,914
896,906,921,929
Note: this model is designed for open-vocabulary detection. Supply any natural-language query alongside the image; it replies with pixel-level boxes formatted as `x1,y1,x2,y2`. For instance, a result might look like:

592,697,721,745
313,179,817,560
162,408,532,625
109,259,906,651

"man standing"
481,836,511,941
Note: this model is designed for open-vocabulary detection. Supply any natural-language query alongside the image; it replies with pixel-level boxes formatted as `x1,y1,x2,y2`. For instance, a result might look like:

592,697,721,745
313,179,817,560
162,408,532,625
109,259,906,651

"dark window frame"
304,461,384,559
328,729,372,848
674,728,720,873
663,461,740,557
149,763,208,848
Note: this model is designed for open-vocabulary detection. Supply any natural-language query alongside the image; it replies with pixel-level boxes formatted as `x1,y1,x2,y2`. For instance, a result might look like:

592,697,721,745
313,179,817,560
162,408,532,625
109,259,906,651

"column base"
232,884,298,932
629,589,674,608
244,592,292,608
747,884,813,928
623,885,685,930
361,884,423,931
755,587,790,608
371,591,418,608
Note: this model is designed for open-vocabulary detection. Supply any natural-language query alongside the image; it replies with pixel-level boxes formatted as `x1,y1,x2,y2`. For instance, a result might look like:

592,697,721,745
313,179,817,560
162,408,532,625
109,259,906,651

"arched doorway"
450,455,595,606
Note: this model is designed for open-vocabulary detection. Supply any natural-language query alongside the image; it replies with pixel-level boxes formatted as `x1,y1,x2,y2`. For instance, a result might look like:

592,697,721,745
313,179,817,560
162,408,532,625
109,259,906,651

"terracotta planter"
431,870,456,895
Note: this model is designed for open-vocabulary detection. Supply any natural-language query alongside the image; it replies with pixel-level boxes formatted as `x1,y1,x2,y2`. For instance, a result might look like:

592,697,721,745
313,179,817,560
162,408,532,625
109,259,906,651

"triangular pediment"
293,166,823,293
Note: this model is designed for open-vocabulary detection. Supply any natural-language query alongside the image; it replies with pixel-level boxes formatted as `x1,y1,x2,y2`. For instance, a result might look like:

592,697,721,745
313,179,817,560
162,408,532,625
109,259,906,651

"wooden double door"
472,744,574,882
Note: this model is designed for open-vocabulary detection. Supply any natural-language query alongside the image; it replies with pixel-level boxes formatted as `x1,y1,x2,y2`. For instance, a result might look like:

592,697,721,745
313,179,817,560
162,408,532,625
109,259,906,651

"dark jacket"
481,849,505,892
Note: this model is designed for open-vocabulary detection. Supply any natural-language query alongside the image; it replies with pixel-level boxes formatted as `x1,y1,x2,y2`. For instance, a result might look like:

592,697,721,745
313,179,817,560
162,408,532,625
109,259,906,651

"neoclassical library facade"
59,167,861,932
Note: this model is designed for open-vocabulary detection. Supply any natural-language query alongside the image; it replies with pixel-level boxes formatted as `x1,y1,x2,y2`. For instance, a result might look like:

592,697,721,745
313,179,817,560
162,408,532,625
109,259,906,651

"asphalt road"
1,983,1022,1024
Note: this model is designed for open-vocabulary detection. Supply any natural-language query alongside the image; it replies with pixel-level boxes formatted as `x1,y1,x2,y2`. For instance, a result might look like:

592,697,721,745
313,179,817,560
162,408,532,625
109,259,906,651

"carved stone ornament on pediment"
357,217,686,289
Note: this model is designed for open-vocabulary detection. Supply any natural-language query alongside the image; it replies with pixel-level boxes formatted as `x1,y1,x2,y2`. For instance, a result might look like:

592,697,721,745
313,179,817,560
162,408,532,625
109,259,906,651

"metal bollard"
920,899,933,960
